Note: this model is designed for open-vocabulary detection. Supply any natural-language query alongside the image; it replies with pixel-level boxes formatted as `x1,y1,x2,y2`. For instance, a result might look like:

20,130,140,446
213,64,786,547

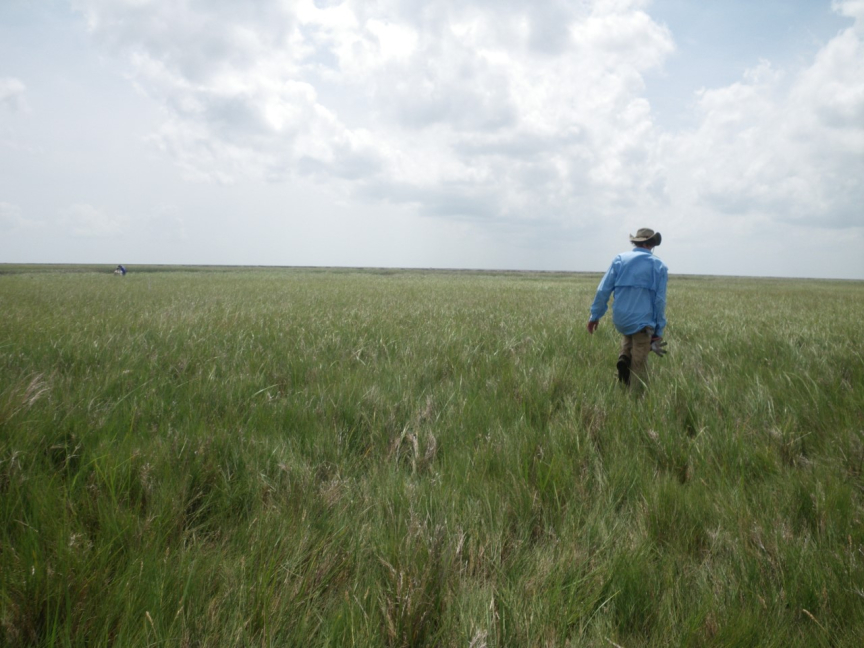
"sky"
1,0,862,279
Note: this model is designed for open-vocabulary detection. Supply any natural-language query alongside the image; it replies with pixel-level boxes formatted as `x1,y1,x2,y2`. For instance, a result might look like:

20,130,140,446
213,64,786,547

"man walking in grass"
587,228,668,388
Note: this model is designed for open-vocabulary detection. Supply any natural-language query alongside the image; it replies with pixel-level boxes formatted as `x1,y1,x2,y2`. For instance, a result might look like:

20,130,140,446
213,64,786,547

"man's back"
590,248,667,337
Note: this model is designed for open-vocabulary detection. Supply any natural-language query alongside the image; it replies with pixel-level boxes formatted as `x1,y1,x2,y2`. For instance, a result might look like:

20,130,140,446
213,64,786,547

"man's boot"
616,355,631,386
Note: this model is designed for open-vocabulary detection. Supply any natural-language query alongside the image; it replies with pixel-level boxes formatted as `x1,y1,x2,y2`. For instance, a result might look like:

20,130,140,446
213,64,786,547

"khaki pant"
619,327,653,389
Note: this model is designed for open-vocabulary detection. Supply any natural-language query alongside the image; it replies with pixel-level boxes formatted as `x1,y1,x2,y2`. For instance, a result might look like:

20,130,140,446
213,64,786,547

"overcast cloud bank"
72,1,863,229
1,0,862,277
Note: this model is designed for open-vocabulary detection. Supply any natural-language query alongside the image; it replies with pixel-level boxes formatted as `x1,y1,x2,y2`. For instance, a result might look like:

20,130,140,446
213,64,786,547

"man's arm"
653,264,668,338
587,259,618,333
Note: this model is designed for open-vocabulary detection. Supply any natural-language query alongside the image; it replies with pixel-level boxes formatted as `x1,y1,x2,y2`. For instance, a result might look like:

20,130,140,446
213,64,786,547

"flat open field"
1,266,863,647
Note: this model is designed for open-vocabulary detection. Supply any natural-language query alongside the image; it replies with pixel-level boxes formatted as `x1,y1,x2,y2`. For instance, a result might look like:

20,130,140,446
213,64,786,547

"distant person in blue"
587,228,668,388
115,265,127,276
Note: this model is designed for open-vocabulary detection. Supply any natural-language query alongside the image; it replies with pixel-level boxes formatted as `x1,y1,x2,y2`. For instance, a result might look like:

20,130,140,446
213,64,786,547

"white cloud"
70,0,674,225
0,77,28,112
834,0,864,24
0,202,41,231
61,204,125,238
658,6,864,236
69,0,862,243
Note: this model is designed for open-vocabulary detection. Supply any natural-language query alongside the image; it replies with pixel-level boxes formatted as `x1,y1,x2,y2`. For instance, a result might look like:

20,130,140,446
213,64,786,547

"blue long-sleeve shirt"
589,248,668,337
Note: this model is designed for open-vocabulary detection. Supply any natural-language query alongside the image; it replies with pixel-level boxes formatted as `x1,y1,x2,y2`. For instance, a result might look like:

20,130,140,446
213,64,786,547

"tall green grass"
1,267,862,646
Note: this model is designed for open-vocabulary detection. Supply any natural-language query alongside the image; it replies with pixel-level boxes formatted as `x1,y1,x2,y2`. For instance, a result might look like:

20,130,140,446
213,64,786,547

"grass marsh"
1,267,863,646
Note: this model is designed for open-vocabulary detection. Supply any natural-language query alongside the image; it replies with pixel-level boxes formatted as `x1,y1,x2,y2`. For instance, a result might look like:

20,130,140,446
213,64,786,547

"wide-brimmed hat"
629,228,661,246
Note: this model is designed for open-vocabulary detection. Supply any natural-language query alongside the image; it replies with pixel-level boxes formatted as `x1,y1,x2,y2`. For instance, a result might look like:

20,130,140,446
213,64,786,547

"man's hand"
587,320,599,334
650,336,667,357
